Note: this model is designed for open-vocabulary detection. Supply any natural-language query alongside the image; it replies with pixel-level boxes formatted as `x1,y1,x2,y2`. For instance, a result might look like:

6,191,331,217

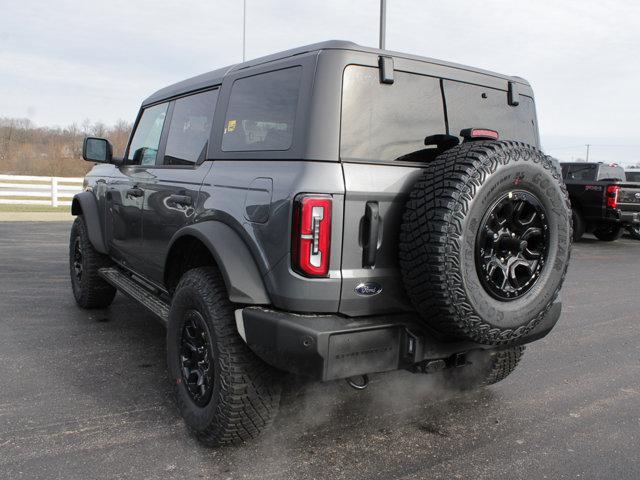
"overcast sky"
1,0,639,163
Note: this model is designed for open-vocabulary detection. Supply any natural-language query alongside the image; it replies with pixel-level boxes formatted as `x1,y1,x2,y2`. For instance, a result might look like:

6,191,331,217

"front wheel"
593,224,623,241
69,216,116,309
167,267,282,447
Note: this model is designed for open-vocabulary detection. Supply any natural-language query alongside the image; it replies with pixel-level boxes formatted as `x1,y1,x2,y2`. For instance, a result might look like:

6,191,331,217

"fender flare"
166,222,270,305
71,192,108,254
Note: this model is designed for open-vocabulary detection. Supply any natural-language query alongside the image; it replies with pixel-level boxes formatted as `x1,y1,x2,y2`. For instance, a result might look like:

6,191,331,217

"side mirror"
82,137,113,163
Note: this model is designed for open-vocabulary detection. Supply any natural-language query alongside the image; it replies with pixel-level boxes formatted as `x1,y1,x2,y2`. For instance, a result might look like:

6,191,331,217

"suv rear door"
339,65,447,316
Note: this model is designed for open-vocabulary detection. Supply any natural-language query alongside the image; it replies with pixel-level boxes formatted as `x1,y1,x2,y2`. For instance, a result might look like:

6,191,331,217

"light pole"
379,0,386,49
585,144,590,162
242,0,247,62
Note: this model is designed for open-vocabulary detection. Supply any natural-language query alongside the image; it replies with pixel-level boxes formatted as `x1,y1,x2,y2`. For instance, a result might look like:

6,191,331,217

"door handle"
126,187,144,198
167,194,193,207
362,201,380,267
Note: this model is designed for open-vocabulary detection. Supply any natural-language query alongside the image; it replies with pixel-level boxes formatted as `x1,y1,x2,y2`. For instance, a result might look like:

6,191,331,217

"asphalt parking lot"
1,221,639,480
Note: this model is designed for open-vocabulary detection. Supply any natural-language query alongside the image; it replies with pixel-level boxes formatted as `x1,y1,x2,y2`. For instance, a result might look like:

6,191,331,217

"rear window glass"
596,165,625,181
562,164,597,181
222,67,302,152
340,66,446,162
626,171,640,182
443,80,538,146
164,89,218,166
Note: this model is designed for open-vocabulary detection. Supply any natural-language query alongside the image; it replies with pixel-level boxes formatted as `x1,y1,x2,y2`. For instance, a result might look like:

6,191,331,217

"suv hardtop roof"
143,39,530,106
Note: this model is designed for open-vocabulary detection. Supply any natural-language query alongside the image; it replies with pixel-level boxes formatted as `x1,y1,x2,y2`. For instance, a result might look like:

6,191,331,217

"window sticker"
226,119,237,133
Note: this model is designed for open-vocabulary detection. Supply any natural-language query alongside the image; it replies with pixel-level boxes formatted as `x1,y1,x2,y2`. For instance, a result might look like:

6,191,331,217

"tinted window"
626,171,640,182
341,66,446,162
562,164,597,181
127,103,169,165
164,90,218,165
596,165,625,181
222,67,302,152
443,80,538,146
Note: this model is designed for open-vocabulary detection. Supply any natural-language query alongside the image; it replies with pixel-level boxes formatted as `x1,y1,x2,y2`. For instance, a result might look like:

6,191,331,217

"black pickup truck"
561,162,640,241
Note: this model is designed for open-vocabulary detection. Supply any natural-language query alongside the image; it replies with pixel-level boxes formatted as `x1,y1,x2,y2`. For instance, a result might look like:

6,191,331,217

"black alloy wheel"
475,190,550,301
72,237,83,283
179,310,214,407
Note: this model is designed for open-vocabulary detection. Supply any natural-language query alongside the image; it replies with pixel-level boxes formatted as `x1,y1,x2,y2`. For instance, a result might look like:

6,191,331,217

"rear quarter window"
222,67,302,152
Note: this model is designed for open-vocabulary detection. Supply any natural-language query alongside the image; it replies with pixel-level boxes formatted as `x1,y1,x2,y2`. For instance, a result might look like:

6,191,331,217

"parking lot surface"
1,221,639,479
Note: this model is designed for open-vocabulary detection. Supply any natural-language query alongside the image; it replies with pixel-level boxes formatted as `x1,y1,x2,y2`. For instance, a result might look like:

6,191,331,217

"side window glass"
164,89,218,166
222,67,302,152
127,103,169,165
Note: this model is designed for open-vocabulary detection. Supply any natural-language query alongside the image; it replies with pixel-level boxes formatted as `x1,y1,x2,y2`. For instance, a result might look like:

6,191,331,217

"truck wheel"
442,346,525,390
593,224,623,241
628,225,640,240
399,141,572,345
69,216,116,309
571,209,585,242
167,267,281,447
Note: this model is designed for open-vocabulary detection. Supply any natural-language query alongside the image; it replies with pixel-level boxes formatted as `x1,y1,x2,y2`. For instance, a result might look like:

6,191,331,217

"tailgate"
618,183,640,212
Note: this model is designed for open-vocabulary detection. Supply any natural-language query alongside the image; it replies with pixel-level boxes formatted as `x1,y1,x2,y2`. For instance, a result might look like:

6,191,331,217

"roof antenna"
379,0,387,49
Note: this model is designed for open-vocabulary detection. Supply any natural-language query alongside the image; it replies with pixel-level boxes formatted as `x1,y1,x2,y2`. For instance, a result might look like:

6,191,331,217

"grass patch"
0,204,71,213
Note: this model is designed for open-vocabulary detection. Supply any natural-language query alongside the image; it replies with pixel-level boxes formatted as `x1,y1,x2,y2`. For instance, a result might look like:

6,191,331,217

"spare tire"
399,141,571,345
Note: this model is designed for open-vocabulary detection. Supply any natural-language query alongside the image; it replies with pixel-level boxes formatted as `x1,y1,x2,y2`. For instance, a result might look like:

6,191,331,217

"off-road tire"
69,216,116,309
442,346,526,390
399,141,572,345
571,208,585,242
167,267,281,447
593,224,623,241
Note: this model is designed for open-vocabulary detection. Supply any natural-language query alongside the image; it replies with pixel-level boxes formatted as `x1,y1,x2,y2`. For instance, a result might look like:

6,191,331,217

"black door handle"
363,201,380,267
167,194,193,207
126,187,144,198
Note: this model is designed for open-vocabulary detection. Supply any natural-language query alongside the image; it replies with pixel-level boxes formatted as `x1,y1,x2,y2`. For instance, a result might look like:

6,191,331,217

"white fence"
0,174,84,207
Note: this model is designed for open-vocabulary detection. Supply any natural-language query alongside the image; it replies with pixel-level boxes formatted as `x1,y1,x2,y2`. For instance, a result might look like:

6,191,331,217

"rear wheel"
628,225,640,240
399,141,572,345
593,223,623,241
69,216,116,309
167,267,281,447
441,346,525,390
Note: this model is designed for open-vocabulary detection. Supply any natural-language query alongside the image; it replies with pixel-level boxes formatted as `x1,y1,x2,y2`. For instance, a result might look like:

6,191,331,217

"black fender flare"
166,222,270,305
71,192,108,254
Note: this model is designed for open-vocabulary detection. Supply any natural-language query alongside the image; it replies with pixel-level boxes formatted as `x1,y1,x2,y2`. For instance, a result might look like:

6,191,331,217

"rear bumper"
620,210,640,225
238,303,562,381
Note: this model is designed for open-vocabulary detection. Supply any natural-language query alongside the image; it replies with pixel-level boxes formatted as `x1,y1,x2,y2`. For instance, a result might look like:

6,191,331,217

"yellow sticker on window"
227,119,237,132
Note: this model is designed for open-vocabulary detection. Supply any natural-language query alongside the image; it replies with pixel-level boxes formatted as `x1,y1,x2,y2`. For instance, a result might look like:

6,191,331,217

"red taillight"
607,185,620,209
292,195,332,277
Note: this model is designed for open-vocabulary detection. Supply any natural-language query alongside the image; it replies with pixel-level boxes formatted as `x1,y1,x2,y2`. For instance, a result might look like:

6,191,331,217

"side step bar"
98,267,170,324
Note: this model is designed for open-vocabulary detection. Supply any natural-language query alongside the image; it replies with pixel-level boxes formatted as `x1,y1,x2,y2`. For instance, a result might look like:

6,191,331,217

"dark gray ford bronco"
70,41,571,446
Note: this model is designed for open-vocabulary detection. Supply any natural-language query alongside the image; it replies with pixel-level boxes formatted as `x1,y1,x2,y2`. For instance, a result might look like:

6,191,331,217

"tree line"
0,117,131,177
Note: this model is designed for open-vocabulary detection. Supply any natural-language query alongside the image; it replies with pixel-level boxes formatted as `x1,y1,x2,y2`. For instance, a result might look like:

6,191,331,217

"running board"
98,267,169,323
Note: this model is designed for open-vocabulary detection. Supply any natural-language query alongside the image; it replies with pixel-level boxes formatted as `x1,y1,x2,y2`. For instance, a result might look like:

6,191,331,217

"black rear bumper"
239,303,562,381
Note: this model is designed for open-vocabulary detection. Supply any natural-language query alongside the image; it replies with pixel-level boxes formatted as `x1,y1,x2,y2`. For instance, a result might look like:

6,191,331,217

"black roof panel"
142,39,527,106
